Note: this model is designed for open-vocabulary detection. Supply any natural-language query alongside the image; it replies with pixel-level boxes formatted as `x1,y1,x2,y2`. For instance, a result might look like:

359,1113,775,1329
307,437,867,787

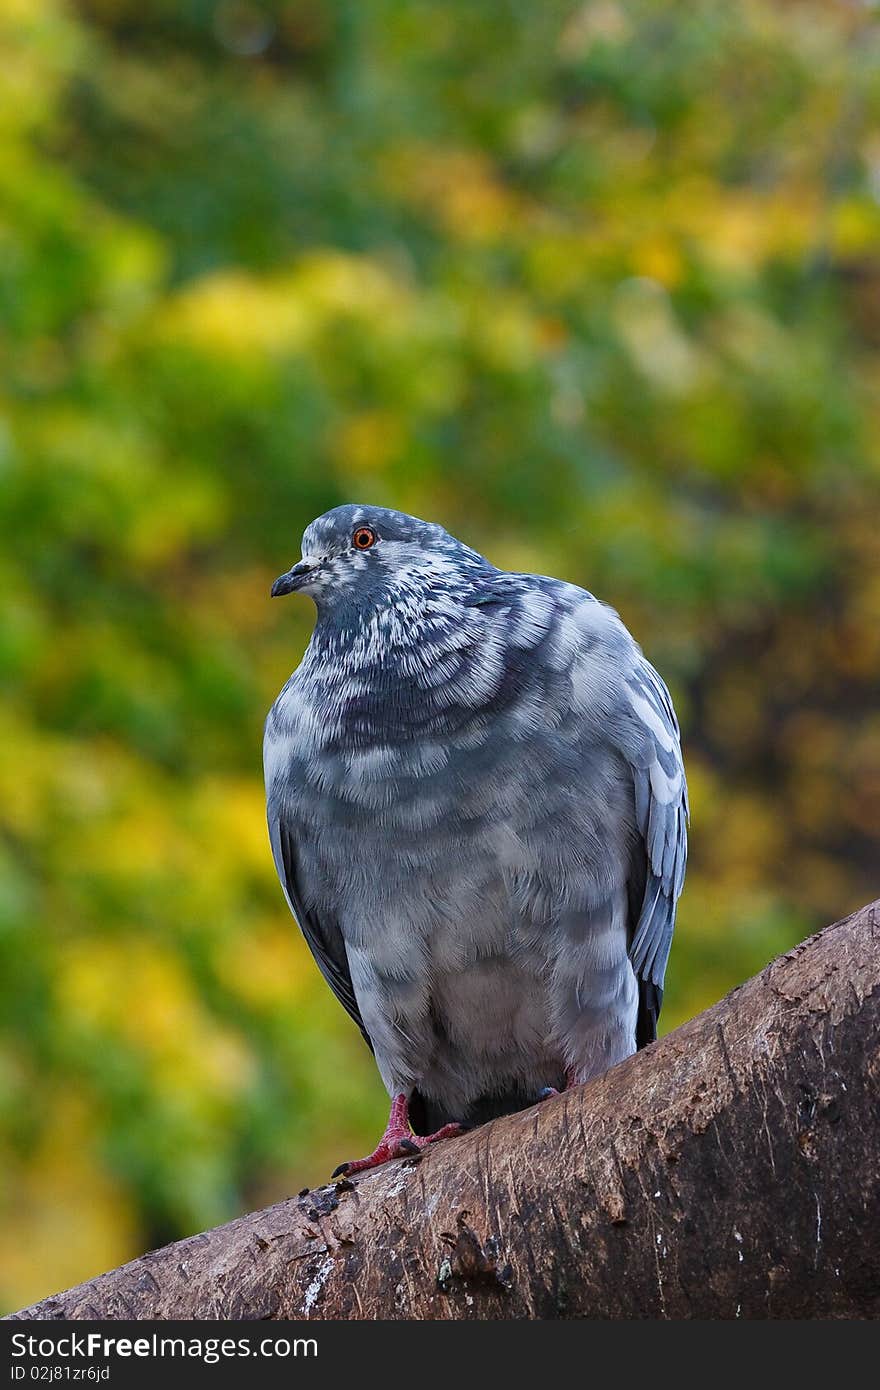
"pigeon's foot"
332,1093,464,1178
537,1068,578,1103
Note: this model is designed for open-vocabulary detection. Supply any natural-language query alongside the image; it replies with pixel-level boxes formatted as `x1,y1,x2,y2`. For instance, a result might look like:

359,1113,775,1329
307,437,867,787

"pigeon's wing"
615,659,688,1047
267,807,372,1051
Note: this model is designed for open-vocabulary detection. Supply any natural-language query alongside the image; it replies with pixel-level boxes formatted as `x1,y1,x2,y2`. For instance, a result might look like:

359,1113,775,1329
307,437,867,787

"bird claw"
332,1120,464,1178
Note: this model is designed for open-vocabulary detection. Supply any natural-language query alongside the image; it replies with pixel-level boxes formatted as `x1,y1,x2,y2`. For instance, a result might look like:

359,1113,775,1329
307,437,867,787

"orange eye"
352,526,377,550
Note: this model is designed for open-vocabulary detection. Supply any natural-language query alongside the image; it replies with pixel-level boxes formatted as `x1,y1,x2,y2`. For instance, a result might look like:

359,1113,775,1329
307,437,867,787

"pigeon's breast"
265,582,638,933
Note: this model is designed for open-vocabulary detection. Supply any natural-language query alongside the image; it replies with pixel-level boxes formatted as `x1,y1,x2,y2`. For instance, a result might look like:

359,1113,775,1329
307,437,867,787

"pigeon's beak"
271,561,315,597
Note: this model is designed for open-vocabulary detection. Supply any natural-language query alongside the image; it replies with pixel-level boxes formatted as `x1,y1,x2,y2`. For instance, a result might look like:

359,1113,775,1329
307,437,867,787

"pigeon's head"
271,504,490,613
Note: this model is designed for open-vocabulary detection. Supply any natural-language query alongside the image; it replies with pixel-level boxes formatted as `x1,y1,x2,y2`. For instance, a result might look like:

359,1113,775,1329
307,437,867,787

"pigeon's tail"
409,1078,566,1136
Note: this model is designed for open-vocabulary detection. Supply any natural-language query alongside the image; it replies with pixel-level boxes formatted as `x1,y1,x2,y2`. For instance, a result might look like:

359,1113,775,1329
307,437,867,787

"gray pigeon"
265,505,687,1175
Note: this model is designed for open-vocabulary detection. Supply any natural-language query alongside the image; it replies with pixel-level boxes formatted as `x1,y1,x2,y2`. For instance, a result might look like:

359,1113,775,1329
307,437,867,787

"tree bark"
10,899,880,1321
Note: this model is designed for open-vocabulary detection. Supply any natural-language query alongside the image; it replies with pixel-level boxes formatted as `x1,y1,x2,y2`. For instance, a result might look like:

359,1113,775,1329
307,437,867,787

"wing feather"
267,808,372,1050
619,660,688,1045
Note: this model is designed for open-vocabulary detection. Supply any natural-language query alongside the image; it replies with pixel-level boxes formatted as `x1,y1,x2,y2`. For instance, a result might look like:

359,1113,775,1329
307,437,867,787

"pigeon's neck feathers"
308,545,497,656
285,564,503,743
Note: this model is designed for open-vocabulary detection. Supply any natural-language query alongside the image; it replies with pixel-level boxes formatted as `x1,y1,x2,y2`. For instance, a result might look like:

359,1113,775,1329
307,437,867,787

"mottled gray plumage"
264,505,687,1138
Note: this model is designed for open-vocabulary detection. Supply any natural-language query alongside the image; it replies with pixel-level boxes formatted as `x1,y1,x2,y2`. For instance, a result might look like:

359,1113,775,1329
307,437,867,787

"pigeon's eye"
352,526,377,551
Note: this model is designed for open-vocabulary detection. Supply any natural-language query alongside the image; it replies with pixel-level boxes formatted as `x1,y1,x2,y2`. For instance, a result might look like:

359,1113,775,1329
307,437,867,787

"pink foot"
332,1093,464,1177
537,1070,577,1102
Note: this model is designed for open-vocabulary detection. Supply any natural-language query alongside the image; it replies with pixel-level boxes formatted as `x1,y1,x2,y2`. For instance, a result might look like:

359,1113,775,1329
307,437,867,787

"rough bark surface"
10,900,880,1321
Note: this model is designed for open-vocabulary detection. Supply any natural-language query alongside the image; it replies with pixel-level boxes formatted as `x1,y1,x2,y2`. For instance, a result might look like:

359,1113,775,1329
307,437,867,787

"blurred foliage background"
1,0,879,1313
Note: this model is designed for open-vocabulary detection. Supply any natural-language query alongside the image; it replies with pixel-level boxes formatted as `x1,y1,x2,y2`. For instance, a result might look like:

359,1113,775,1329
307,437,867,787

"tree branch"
10,900,880,1320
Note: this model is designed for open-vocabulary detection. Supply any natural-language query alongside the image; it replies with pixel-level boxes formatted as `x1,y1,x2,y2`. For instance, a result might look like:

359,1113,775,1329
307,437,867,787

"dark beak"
271,562,314,597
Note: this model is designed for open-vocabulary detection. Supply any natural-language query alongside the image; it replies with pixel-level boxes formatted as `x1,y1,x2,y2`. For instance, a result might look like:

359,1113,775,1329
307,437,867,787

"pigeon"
264,505,687,1175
